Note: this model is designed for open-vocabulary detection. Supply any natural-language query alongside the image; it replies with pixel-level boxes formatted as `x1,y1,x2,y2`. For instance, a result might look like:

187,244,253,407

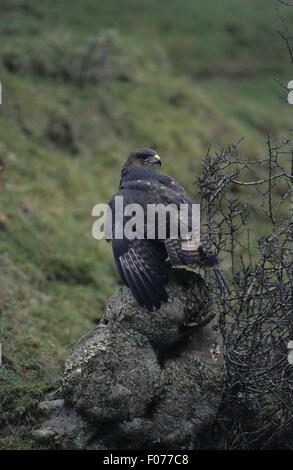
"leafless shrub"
194,136,293,449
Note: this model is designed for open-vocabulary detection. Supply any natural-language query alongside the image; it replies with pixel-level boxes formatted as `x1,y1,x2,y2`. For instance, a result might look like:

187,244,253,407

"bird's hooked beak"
147,154,161,166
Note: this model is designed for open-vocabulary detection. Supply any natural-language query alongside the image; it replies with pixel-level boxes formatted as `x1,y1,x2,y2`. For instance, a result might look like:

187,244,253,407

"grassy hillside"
0,0,292,449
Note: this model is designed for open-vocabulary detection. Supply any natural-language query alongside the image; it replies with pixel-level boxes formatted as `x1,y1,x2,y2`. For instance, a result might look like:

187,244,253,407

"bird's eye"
142,155,148,160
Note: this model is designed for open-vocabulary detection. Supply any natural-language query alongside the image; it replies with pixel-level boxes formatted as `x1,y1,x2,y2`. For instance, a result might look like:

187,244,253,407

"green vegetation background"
0,0,292,449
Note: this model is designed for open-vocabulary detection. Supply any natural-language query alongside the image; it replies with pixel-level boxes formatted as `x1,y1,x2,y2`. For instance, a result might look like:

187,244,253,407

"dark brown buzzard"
106,148,229,310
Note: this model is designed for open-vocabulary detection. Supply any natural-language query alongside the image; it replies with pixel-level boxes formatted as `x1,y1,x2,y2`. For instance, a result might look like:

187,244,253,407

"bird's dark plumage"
106,148,229,310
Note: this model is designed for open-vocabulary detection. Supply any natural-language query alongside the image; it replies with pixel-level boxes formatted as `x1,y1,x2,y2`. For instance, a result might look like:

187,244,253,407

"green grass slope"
0,0,292,448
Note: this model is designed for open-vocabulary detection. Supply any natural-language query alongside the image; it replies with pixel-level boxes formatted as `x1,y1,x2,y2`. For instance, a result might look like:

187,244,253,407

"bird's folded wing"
112,237,168,310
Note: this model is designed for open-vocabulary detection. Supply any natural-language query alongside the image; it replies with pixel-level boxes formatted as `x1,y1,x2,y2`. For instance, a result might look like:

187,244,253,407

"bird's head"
123,148,161,169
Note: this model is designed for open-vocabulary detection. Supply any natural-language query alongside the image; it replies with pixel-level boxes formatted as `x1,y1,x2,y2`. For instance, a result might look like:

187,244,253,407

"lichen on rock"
32,269,225,450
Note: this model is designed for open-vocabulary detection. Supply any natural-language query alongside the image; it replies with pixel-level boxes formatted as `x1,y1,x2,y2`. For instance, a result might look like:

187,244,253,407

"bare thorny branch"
194,136,293,449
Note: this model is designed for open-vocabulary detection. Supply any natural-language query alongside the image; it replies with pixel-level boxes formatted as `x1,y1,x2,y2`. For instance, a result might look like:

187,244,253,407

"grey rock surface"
32,269,225,449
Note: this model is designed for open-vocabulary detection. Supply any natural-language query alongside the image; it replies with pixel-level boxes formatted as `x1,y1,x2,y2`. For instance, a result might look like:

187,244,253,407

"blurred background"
0,0,293,449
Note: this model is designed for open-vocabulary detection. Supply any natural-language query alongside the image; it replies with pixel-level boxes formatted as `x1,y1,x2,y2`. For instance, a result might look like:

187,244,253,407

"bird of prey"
106,148,229,310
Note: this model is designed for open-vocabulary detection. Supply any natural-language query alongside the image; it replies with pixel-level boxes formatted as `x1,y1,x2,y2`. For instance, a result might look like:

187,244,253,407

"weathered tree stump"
32,270,225,449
